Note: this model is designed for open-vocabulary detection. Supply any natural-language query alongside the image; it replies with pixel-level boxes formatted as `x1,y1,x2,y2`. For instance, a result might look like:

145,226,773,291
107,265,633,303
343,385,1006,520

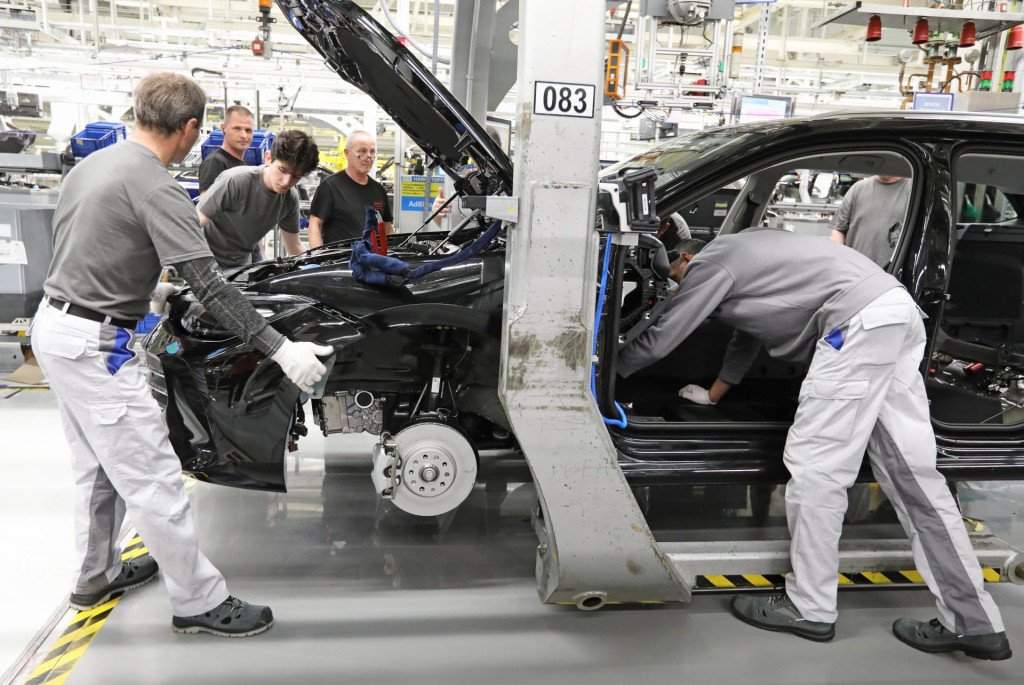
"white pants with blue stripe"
31,302,229,617
784,287,1005,634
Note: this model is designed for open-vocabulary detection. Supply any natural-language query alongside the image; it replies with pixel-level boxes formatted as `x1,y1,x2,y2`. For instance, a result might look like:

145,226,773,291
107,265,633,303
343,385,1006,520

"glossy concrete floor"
4,390,1024,685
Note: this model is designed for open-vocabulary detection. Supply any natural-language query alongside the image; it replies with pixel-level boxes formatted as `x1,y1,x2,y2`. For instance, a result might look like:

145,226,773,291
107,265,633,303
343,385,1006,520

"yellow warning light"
605,39,630,101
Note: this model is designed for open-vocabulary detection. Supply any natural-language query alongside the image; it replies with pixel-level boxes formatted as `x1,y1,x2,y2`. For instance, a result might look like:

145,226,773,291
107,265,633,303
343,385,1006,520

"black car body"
144,0,1024,505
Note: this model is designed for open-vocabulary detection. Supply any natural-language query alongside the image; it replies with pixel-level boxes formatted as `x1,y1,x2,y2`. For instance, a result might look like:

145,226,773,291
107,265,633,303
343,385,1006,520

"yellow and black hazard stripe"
25,536,148,685
556,566,1005,607
695,568,1004,590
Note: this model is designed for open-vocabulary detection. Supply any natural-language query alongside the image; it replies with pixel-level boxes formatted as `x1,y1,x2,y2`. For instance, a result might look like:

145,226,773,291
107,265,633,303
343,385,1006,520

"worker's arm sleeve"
196,173,235,222
718,329,762,385
617,259,733,378
829,184,855,233
197,155,223,193
174,256,286,357
309,183,332,220
136,184,213,266
380,187,394,222
279,192,300,234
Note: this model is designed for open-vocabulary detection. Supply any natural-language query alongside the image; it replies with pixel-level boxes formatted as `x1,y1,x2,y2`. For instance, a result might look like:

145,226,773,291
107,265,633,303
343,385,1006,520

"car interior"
928,153,1024,428
610,149,917,431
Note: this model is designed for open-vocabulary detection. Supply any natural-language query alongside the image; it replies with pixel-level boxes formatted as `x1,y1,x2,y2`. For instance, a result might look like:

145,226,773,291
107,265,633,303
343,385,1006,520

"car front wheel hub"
388,422,478,516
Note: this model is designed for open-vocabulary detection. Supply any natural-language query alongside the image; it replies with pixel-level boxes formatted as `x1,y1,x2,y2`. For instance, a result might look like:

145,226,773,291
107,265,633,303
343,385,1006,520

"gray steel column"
499,0,688,607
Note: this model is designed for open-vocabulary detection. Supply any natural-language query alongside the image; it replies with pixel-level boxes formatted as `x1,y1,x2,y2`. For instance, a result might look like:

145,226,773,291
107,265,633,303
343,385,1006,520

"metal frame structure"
499,0,690,609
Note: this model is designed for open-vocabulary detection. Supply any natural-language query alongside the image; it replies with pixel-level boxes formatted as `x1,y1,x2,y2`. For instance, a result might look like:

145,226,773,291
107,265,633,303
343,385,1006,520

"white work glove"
679,384,717,406
149,282,181,316
271,339,334,393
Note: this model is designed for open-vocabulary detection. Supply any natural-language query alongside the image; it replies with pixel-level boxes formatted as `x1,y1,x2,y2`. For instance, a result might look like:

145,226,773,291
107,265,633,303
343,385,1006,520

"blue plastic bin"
84,121,127,134
70,122,127,158
200,129,275,165
200,129,225,160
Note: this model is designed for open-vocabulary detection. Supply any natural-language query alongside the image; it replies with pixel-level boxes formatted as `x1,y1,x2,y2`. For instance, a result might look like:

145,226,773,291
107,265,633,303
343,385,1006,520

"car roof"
804,109,1024,127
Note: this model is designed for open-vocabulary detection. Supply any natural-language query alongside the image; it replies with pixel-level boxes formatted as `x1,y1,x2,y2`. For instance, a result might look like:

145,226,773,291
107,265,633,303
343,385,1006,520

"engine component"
319,390,384,434
371,422,478,516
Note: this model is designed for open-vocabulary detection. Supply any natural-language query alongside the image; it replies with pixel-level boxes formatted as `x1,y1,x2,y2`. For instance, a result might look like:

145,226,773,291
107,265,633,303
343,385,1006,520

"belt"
46,297,137,330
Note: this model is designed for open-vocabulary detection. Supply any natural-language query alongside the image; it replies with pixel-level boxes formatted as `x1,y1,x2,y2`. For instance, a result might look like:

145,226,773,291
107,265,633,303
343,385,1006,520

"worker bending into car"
198,129,319,268
32,73,331,637
618,227,1010,660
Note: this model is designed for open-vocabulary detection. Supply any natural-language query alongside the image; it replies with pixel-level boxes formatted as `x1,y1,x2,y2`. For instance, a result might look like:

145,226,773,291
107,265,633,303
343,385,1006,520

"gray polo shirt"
618,228,901,381
198,165,300,268
830,177,911,267
43,141,212,320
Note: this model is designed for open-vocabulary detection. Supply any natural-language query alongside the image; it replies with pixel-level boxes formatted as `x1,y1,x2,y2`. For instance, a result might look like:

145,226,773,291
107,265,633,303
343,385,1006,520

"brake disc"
388,422,478,516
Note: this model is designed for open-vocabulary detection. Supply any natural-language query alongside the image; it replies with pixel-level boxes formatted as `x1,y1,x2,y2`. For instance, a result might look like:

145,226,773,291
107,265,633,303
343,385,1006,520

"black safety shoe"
172,596,274,637
893,618,1012,660
69,555,160,611
731,593,836,642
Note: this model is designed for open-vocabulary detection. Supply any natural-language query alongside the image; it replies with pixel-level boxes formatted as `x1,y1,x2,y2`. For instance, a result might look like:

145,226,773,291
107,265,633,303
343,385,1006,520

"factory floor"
3,389,1024,685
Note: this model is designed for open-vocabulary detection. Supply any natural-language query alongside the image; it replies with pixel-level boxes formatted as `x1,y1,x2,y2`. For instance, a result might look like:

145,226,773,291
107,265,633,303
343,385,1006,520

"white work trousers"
31,302,229,616
784,287,1004,635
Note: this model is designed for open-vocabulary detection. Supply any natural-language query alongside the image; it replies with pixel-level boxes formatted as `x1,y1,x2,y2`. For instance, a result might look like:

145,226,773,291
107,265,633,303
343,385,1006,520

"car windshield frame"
602,126,766,191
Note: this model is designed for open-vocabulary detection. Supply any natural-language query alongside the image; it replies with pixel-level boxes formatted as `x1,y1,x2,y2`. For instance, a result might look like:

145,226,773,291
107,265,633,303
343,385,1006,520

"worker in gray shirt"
198,129,318,268
619,228,1009,659
829,175,912,267
33,73,331,638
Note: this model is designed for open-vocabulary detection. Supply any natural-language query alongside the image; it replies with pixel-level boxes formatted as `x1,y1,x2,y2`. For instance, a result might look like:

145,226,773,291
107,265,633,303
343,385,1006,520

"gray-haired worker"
32,73,331,637
308,130,392,247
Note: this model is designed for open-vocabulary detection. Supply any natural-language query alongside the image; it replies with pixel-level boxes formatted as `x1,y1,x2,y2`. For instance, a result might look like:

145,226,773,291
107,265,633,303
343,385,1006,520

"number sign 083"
533,81,595,119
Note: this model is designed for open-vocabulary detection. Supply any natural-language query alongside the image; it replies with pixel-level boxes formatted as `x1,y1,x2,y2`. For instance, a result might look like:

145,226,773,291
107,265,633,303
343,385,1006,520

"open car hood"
276,0,513,196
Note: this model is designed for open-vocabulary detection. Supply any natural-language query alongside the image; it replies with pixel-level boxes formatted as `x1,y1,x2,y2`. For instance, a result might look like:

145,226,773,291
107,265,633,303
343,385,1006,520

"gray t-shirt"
618,228,900,381
830,177,911,267
44,140,212,320
198,165,300,268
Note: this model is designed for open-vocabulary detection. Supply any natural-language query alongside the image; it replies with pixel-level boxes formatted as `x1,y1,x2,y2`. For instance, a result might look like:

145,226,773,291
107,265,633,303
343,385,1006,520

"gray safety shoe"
69,555,159,611
731,593,836,642
893,618,1012,660
172,596,274,637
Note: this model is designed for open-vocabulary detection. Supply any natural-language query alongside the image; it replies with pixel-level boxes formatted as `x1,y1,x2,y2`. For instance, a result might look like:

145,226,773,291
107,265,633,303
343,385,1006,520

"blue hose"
592,234,628,428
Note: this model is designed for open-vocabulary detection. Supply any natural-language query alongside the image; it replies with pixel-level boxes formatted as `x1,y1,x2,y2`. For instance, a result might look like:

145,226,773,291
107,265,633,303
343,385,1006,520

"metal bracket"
370,432,400,499
459,195,519,224
485,196,519,224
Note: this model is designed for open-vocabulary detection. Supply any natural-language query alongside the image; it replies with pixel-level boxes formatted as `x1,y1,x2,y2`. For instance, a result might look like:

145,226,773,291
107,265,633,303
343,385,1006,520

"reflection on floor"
5,393,1024,685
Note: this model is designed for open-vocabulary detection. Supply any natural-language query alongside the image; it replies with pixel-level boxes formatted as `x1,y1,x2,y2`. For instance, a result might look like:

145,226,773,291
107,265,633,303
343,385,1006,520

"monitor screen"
912,92,954,112
734,95,792,124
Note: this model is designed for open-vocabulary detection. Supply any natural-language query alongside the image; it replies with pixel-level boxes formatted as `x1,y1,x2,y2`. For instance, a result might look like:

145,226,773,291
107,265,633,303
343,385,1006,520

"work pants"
31,301,228,616
784,287,1004,635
